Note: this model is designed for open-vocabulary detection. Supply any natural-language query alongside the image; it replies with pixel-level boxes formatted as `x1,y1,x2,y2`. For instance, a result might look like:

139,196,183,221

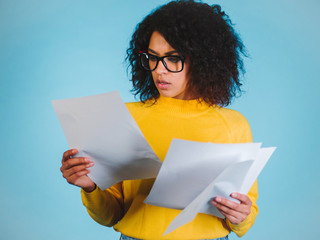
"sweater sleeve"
226,180,259,237
226,110,259,237
81,182,124,227
79,102,139,227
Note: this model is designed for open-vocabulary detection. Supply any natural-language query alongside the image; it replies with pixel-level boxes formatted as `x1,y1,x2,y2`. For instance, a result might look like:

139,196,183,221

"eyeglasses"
139,52,185,73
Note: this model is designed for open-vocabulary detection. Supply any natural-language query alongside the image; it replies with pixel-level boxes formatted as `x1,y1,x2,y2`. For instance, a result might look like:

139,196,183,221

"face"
148,31,193,100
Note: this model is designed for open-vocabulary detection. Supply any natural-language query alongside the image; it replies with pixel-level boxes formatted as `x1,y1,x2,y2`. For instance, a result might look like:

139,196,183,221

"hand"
60,149,96,192
212,193,252,225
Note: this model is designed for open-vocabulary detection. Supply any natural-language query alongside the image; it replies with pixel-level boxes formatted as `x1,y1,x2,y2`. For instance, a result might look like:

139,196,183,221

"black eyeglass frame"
138,52,186,73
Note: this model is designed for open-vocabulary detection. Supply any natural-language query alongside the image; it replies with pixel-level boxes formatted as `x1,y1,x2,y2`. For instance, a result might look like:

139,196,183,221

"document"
144,139,276,235
52,91,276,235
52,91,162,190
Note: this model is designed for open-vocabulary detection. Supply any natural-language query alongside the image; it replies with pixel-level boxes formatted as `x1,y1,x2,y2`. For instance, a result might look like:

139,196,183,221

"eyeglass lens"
141,53,183,72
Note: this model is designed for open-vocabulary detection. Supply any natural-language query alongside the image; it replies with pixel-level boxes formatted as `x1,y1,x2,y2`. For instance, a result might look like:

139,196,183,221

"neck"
145,95,213,116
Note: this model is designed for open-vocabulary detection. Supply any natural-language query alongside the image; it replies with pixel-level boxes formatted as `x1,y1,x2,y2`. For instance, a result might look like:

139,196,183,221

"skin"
212,194,252,225
60,30,252,225
60,149,96,192
148,31,194,100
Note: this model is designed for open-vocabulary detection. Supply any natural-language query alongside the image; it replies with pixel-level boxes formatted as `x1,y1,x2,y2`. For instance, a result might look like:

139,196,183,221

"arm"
214,110,259,237
81,182,124,226
60,149,124,226
212,181,258,237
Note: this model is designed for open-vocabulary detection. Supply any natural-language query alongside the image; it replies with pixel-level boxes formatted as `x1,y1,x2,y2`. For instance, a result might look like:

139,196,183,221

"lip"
156,80,171,90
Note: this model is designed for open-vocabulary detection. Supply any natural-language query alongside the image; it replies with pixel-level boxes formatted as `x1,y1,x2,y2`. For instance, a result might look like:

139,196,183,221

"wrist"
82,184,96,193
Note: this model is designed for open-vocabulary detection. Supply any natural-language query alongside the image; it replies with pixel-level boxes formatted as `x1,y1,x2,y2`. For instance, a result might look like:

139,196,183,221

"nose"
155,60,168,74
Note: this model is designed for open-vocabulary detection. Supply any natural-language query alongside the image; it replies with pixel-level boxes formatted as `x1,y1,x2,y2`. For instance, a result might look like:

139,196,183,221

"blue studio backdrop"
0,0,319,239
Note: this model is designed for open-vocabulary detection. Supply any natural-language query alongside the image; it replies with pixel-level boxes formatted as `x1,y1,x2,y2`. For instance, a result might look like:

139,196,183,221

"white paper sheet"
164,160,254,235
144,139,276,235
52,91,276,235
145,139,262,209
52,91,161,190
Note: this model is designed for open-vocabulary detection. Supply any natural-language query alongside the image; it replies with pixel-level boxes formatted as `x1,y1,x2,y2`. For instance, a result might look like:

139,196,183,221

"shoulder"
125,100,153,111
214,107,250,126
125,101,155,120
213,107,252,143
125,101,144,111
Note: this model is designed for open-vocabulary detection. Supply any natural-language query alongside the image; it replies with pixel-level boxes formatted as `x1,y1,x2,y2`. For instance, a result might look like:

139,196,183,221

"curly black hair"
126,0,247,106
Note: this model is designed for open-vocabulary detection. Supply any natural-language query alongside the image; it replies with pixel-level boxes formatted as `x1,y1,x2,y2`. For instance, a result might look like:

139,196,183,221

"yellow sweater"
81,96,258,239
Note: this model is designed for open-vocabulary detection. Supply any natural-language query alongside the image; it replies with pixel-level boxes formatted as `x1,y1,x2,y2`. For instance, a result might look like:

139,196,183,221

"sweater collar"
149,95,214,115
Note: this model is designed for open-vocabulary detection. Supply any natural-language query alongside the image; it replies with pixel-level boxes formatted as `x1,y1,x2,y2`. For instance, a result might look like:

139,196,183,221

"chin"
159,91,175,98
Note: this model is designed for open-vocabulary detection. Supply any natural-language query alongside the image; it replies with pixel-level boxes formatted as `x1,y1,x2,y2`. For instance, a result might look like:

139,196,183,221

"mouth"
156,80,170,90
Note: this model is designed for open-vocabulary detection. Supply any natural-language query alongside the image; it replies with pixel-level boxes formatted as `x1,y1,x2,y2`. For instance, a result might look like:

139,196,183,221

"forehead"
148,31,176,54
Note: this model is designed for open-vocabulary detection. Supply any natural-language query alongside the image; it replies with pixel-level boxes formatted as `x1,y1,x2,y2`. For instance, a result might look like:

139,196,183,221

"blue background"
1,0,319,239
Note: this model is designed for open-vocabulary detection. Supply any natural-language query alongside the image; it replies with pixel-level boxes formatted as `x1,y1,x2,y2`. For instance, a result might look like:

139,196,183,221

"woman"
60,1,258,239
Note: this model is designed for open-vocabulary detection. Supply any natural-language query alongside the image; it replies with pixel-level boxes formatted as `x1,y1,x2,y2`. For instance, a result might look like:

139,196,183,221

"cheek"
178,73,189,88
180,64,189,86
151,71,156,82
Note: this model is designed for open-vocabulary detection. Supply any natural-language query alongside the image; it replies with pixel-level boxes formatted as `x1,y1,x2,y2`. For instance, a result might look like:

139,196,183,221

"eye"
166,56,181,63
148,54,158,62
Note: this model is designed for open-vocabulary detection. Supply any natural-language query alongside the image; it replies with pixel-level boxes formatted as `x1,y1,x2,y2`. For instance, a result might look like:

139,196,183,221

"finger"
212,197,251,217
61,158,93,174
212,197,250,217
212,198,240,216
219,209,243,225
66,169,91,185
214,197,240,211
64,157,91,169
212,200,246,224
62,149,78,162
60,157,92,173
230,193,252,206
63,162,94,179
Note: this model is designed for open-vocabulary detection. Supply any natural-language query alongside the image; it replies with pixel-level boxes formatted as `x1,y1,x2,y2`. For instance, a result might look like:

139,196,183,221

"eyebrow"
148,48,180,55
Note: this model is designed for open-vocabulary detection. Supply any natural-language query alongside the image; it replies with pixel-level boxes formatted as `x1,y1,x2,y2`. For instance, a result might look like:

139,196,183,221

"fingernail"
212,200,217,205
87,163,94,167
216,197,221,202
231,193,237,198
